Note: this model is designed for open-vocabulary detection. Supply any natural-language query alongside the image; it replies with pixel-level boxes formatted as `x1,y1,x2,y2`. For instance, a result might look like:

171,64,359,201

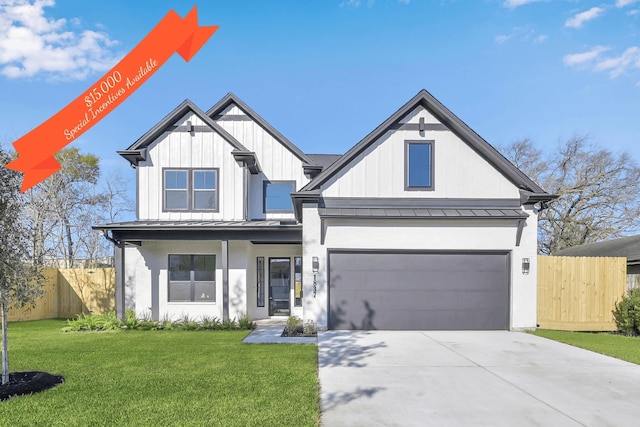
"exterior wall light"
522,258,530,275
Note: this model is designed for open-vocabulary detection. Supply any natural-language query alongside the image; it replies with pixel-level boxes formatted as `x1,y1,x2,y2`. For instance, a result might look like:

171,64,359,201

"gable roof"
300,89,551,199
554,235,640,265
207,93,315,165
118,99,250,166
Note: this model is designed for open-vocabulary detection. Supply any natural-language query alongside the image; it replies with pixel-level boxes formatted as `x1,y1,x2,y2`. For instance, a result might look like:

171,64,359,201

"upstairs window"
193,170,217,210
264,181,295,213
406,141,434,190
164,168,218,211
165,170,188,210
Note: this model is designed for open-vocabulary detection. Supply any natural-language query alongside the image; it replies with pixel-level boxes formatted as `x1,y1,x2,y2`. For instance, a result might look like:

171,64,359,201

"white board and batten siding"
214,104,310,220
138,112,244,221
322,106,520,199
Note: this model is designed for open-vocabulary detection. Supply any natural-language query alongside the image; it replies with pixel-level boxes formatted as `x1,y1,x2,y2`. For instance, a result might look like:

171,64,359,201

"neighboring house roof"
299,89,552,200
207,93,315,165
307,154,342,168
118,99,252,167
554,235,640,265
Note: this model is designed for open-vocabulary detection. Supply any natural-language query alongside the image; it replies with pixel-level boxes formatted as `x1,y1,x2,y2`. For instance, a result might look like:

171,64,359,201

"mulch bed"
0,372,64,401
281,326,317,338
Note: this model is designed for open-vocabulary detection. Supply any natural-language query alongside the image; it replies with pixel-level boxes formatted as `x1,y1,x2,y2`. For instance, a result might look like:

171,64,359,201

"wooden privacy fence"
537,256,627,331
8,268,115,321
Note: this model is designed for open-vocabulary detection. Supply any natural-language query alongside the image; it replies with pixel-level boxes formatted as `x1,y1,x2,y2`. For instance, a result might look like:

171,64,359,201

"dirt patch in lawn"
0,372,64,401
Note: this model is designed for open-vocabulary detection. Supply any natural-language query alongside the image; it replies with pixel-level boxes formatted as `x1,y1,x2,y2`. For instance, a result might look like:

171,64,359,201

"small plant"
283,316,303,336
613,288,640,336
178,313,199,331
239,315,256,330
303,320,317,336
199,315,221,330
62,312,121,332
220,318,238,330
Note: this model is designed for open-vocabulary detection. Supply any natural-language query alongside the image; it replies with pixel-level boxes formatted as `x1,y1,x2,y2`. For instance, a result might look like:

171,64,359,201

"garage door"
328,252,509,330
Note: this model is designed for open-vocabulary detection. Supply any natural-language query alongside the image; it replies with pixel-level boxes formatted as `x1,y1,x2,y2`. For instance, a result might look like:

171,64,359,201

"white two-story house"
95,89,553,330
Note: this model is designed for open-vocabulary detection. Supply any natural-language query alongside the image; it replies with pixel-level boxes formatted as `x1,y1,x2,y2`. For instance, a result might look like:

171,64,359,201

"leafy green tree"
0,146,44,385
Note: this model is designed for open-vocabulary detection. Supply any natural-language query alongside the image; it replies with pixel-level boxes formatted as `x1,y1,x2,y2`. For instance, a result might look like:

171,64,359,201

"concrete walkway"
318,330,640,426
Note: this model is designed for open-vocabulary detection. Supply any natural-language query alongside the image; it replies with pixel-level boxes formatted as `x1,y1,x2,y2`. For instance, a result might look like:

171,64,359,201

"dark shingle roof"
554,235,640,264
307,154,342,168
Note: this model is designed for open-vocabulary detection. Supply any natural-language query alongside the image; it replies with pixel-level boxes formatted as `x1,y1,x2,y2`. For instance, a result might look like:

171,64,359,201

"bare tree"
22,148,133,267
502,136,640,254
0,146,44,384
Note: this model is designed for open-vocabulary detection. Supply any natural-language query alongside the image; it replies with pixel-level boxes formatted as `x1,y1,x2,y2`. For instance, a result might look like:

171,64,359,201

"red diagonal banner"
5,6,218,192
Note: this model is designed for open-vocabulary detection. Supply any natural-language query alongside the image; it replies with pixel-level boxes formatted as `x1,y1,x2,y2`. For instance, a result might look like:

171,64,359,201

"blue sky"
2,0,640,195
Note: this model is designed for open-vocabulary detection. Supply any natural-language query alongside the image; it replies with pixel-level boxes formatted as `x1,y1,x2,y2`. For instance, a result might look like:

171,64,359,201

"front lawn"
0,320,319,426
531,329,640,365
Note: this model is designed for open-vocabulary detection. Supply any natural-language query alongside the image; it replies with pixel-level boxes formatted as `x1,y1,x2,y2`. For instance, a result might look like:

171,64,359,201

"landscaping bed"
0,371,64,401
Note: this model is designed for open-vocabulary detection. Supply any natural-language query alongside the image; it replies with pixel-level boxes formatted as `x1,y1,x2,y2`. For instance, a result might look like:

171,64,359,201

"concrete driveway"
318,331,640,426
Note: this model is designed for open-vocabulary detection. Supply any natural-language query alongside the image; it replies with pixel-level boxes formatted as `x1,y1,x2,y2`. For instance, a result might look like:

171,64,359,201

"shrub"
613,288,640,335
239,315,256,330
284,316,303,335
303,320,317,336
62,311,257,332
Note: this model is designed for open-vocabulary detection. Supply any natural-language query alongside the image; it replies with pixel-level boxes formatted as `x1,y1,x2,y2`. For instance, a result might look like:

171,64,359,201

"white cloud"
0,0,119,80
563,46,609,66
616,0,638,7
565,7,605,28
534,34,548,43
494,26,546,44
564,45,640,78
503,0,545,8
594,46,640,77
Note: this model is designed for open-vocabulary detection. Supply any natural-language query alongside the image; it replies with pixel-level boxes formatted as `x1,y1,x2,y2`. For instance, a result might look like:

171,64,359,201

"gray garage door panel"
328,252,509,330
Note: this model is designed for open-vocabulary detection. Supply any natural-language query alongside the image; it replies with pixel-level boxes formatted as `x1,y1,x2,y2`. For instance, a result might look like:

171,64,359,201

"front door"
269,258,291,316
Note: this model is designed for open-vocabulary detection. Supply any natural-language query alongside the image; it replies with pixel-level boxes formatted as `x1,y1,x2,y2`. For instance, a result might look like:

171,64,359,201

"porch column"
114,240,126,320
222,240,229,321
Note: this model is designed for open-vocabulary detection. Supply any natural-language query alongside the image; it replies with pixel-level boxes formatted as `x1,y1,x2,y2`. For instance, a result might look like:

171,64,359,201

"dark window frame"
257,256,265,307
263,180,296,213
162,168,219,212
168,254,216,302
405,140,435,191
294,256,302,307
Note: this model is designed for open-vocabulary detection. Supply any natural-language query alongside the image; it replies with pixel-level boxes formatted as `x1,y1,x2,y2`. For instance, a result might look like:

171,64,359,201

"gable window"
163,168,218,211
264,181,295,213
406,140,434,190
168,254,216,302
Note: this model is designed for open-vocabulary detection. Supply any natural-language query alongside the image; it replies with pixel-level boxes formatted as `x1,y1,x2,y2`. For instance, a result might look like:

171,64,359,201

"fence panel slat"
537,256,626,331
7,268,115,322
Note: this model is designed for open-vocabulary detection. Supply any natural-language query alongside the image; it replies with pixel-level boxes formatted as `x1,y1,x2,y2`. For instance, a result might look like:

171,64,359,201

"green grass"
0,320,320,426
531,329,640,365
